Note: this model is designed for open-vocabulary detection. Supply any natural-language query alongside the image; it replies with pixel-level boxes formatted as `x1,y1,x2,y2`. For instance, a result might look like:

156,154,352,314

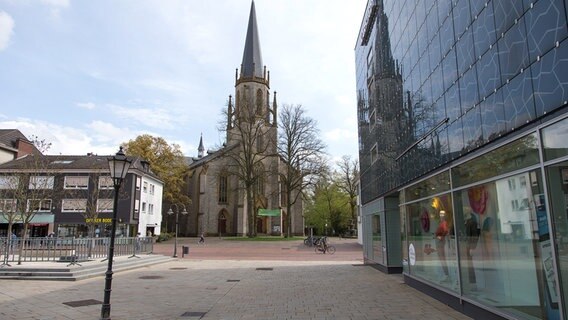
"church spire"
198,133,205,158
240,0,263,79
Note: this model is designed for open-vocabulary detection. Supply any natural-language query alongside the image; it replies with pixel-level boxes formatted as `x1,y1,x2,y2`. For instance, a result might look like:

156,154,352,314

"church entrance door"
256,218,264,234
218,212,227,235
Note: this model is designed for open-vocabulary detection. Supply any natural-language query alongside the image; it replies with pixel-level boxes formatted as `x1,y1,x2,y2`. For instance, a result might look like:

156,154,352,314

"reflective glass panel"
531,39,568,117
452,133,540,187
405,170,450,202
502,70,536,131
480,90,506,143
455,170,559,319
406,193,458,292
373,214,383,264
542,117,568,161
546,160,568,319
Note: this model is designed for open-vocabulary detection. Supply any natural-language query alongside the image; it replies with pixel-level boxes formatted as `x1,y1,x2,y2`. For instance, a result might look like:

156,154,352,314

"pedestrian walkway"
0,238,471,320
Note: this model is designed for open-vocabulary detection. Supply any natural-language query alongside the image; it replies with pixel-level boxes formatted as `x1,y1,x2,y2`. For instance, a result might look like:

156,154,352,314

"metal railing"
0,236,154,264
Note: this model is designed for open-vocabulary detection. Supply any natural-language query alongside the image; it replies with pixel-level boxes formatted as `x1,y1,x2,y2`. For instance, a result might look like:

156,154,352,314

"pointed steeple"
241,1,263,79
198,134,205,158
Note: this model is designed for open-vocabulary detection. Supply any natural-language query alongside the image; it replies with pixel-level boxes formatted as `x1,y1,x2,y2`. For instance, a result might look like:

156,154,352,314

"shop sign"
85,218,112,223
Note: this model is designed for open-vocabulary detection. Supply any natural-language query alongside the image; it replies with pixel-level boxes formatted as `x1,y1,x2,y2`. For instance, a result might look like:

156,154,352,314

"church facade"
181,2,303,237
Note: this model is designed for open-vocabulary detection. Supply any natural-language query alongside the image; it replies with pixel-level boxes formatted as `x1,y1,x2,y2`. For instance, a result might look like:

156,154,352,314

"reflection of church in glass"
356,0,568,319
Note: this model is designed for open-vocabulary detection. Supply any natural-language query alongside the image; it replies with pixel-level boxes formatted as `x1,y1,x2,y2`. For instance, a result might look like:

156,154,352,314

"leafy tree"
122,135,190,205
304,172,350,236
335,155,359,229
278,104,326,237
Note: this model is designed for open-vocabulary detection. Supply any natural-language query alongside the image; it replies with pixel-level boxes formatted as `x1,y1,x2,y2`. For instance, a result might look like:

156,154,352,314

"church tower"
226,0,277,149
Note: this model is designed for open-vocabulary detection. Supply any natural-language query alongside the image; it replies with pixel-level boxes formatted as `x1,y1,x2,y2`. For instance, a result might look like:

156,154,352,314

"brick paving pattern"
0,237,471,320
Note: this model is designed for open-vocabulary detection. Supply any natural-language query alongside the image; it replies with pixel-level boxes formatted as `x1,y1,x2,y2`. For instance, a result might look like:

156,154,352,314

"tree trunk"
247,187,255,237
17,223,29,265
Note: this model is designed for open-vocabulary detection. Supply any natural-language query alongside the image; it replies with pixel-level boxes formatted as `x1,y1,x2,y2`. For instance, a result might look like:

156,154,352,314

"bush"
156,233,174,242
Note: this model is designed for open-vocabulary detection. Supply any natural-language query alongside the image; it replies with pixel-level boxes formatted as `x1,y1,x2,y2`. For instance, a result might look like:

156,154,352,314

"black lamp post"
100,147,132,320
167,204,187,258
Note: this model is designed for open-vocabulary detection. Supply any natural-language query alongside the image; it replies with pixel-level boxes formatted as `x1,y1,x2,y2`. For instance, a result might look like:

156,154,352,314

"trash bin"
182,246,189,257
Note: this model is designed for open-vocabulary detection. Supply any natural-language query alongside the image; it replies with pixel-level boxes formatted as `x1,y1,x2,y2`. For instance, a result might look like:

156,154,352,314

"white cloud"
108,104,186,130
0,11,15,51
0,119,128,156
76,102,96,110
40,0,70,7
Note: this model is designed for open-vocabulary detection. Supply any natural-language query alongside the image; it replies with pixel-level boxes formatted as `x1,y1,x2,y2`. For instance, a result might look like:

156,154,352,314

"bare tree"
336,155,359,227
220,95,277,237
278,104,326,237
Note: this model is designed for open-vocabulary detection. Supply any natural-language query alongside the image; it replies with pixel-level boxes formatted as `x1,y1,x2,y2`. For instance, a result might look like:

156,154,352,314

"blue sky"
0,0,366,162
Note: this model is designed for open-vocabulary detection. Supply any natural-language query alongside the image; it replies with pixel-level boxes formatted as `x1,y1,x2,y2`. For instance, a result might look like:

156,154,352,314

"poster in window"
562,168,568,184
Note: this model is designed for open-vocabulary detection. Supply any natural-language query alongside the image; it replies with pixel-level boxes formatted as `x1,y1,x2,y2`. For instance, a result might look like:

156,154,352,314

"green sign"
257,209,281,217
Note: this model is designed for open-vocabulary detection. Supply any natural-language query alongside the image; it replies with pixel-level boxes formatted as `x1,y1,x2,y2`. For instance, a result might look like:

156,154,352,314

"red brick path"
152,237,364,262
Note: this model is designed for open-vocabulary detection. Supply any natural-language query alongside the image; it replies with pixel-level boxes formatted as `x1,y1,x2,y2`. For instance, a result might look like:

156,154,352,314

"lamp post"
167,204,188,258
100,147,132,320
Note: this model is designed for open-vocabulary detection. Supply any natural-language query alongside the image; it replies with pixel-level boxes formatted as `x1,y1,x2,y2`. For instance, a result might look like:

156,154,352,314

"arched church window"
218,173,228,203
256,89,263,115
254,163,265,197
235,91,240,115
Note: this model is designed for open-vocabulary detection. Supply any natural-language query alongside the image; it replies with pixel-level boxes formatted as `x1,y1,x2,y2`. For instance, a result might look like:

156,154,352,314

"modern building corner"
355,0,568,319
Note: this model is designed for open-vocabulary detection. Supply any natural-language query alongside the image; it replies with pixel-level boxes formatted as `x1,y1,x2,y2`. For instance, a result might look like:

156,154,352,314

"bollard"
182,246,189,258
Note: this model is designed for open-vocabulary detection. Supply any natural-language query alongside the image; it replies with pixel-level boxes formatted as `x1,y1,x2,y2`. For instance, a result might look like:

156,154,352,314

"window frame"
63,176,89,189
61,199,87,213
26,199,52,212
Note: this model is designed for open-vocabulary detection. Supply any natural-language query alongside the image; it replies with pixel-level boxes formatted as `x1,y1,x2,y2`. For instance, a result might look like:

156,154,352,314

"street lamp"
167,204,188,258
101,147,132,320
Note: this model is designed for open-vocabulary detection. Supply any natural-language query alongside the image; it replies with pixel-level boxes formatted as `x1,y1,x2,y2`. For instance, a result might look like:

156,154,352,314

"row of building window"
0,198,114,213
136,177,156,195
0,175,114,190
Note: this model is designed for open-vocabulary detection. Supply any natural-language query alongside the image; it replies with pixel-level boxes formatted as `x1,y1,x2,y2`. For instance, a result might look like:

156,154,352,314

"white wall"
138,175,163,236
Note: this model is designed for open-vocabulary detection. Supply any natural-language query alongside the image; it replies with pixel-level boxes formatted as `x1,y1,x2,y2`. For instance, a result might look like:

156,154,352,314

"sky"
0,0,367,163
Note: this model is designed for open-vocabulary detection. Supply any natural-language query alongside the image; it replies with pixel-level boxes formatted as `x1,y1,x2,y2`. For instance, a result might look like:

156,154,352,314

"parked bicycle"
304,235,320,247
314,237,336,254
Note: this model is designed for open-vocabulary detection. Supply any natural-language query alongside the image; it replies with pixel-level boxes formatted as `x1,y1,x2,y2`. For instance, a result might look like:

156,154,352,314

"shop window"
64,176,89,189
454,170,556,319
404,193,457,291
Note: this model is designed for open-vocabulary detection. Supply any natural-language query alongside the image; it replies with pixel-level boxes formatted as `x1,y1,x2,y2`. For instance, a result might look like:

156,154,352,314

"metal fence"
0,236,154,264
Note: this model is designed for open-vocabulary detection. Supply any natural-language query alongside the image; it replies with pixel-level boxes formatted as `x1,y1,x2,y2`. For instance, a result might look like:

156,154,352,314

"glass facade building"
355,0,568,319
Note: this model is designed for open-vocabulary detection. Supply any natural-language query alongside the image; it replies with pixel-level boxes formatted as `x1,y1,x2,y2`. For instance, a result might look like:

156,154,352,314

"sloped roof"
0,154,161,182
0,129,40,154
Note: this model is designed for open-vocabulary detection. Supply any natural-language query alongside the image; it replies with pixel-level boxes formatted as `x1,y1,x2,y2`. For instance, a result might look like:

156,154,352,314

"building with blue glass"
355,0,568,319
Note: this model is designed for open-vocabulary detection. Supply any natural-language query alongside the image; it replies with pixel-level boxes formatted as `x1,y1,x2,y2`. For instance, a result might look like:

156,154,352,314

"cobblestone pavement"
0,238,471,320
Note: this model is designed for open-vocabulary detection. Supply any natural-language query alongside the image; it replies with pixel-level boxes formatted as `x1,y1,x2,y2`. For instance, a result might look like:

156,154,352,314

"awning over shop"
257,209,281,217
0,213,55,224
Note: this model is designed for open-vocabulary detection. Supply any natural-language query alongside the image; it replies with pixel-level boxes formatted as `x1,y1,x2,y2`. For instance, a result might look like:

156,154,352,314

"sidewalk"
0,238,472,320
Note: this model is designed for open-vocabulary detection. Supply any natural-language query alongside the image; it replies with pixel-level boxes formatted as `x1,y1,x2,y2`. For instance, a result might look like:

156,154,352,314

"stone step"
0,255,173,281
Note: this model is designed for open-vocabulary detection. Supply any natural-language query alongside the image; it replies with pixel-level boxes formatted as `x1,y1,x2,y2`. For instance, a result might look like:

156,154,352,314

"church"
181,1,303,237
